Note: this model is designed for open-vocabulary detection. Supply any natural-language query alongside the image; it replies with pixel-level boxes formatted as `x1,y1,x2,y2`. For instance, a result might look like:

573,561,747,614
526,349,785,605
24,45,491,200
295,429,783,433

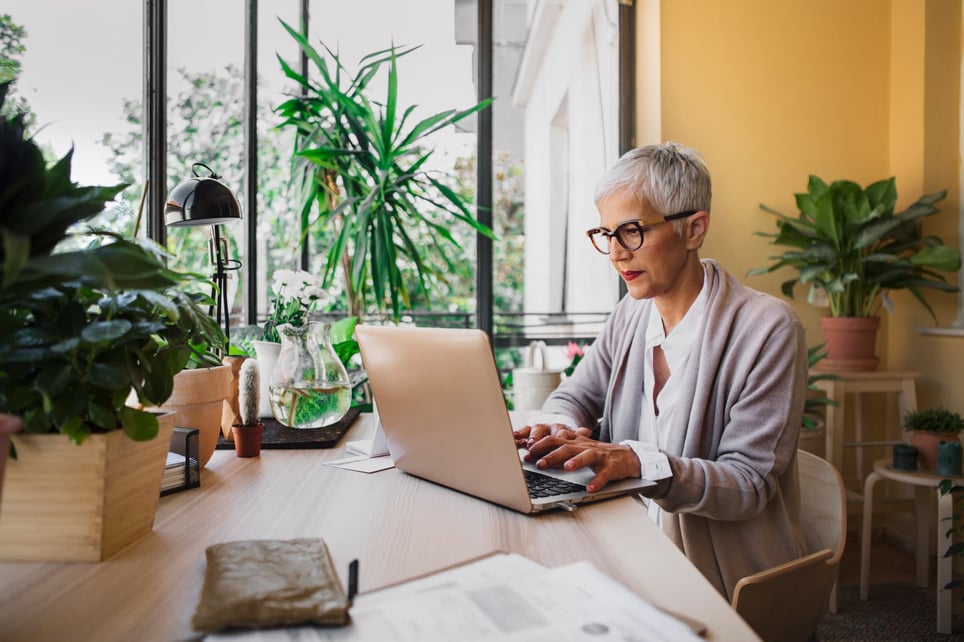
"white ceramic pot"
251,340,281,419
512,341,562,411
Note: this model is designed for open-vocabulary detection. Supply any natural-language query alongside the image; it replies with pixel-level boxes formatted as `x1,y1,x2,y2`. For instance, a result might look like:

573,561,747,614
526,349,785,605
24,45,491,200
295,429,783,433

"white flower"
271,270,326,307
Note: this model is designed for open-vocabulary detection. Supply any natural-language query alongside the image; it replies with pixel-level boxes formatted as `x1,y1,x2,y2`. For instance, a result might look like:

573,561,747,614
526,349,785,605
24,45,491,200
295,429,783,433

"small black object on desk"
892,444,918,471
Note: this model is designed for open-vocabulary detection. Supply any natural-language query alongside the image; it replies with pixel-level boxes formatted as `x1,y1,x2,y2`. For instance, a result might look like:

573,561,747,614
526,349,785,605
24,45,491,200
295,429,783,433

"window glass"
286,0,481,322
164,0,247,331
492,0,618,387
4,3,143,242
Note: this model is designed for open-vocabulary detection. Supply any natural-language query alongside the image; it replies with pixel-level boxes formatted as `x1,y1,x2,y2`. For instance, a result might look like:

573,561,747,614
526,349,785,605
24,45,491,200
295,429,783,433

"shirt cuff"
619,440,673,480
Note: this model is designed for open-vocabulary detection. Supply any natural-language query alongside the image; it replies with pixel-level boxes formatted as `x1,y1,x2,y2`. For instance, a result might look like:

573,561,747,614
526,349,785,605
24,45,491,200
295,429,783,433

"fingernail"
537,459,546,468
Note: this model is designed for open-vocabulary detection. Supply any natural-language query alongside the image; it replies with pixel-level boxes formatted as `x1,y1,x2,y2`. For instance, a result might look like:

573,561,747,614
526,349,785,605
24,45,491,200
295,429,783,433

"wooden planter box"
0,413,175,562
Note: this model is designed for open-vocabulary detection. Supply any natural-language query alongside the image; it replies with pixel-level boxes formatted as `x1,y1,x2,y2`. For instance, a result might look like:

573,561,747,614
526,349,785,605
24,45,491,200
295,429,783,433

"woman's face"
595,189,702,301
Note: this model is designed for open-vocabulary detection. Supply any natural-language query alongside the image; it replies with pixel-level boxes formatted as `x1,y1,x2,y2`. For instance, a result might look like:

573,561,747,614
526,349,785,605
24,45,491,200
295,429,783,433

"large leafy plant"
0,82,225,444
275,20,494,320
749,176,961,319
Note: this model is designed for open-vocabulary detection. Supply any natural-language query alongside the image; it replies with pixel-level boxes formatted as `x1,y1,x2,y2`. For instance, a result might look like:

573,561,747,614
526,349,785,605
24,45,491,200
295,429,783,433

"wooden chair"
731,450,847,642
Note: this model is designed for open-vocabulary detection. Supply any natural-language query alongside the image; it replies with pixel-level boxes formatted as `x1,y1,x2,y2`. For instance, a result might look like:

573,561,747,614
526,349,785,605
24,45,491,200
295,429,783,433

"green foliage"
0,14,32,127
802,344,841,431
330,316,360,368
902,407,964,434
275,20,494,321
101,64,297,318
0,81,226,445
939,479,964,591
749,176,961,320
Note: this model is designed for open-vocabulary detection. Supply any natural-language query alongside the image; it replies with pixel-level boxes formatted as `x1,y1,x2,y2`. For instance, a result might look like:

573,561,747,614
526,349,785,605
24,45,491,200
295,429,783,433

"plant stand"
0,414,175,562
860,459,964,634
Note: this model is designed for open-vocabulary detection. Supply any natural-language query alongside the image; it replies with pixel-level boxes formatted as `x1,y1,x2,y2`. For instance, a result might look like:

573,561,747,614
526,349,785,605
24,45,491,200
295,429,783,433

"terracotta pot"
818,316,880,372
220,356,249,442
161,364,233,469
909,430,960,470
232,423,264,458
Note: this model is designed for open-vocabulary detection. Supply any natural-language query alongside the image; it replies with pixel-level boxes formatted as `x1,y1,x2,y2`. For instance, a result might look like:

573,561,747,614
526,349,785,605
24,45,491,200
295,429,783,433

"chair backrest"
731,450,846,642
797,449,847,564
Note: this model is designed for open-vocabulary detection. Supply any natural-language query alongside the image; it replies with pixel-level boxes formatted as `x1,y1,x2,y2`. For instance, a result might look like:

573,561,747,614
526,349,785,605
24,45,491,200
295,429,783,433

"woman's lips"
621,271,642,281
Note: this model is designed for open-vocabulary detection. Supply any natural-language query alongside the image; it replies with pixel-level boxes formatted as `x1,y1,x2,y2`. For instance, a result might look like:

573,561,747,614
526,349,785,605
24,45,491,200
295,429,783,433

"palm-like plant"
275,20,494,321
749,176,961,320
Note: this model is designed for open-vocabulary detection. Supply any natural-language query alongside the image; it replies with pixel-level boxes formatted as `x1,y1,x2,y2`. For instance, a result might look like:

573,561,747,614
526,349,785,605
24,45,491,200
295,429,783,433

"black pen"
347,558,359,605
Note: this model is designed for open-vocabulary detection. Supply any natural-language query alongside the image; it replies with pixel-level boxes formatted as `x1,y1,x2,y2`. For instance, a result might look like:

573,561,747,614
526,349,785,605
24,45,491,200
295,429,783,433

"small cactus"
238,359,261,426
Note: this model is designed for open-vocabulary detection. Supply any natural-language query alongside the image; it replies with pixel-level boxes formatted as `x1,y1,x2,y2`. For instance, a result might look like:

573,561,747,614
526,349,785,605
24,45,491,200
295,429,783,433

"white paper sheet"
324,454,395,474
205,556,701,642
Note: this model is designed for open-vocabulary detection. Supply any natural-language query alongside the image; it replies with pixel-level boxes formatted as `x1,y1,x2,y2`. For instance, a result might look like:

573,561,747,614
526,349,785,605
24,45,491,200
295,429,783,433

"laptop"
355,325,655,514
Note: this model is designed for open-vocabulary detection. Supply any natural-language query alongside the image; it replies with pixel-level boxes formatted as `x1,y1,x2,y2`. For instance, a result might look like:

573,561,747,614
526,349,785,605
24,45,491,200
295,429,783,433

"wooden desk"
0,415,758,642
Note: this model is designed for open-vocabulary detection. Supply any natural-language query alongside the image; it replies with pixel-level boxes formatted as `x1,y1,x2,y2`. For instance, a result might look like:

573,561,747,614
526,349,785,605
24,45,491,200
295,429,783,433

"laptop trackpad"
518,450,596,485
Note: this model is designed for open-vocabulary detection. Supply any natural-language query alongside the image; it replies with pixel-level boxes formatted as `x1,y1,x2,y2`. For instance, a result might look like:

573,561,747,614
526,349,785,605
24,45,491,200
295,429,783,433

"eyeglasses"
585,210,698,255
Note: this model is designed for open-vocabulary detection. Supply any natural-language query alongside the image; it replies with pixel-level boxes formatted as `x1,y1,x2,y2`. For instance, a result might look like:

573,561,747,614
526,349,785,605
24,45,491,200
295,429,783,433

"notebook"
354,325,655,514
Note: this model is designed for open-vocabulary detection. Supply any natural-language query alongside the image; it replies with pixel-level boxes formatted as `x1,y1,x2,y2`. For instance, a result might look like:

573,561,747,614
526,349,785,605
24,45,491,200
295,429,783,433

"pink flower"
566,342,584,360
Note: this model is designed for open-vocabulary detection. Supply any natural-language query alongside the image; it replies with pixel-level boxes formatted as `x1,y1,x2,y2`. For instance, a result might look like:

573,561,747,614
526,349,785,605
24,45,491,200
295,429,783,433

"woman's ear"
685,211,709,250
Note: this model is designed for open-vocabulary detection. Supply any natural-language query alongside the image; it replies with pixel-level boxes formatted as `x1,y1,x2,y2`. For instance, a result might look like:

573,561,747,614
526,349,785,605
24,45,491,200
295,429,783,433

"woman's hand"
513,423,591,448
523,433,642,493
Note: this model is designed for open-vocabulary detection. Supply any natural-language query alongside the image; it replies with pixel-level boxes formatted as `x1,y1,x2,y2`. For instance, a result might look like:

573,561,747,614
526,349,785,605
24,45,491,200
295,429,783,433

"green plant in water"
275,19,495,321
749,176,961,319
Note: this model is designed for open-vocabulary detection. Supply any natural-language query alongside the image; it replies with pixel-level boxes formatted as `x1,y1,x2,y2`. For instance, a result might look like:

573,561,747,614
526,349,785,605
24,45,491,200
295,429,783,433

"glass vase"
269,321,351,429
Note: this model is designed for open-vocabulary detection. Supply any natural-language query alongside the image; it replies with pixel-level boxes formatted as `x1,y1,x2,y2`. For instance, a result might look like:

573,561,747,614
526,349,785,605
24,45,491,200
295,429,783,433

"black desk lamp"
164,162,242,348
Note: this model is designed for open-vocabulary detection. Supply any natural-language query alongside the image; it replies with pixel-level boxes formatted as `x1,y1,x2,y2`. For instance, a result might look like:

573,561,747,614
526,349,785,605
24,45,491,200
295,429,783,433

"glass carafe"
269,321,351,429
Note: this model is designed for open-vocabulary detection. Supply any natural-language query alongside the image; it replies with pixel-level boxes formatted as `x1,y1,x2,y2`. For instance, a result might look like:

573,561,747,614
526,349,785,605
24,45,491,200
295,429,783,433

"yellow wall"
642,0,963,411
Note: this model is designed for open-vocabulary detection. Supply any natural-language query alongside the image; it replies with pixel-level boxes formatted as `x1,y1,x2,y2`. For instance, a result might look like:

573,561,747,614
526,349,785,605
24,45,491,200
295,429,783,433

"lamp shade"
165,163,242,227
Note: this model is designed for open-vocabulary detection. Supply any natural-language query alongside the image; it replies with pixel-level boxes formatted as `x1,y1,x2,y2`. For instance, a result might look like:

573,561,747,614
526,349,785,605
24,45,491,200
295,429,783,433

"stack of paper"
204,553,703,641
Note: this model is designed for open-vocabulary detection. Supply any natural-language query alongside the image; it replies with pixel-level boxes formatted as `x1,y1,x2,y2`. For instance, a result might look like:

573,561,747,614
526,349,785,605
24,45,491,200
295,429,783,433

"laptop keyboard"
524,470,586,498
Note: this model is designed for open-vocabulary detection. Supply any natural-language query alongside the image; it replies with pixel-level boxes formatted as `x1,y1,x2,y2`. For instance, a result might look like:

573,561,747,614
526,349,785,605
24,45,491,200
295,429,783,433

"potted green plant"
0,81,224,561
251,268,326,417
749,176,961,371
275,20,494,321
903,407,964,471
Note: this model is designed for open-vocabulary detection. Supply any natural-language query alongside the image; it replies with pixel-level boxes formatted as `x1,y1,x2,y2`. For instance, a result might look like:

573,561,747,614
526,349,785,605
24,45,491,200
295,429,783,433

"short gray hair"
594,142,712,228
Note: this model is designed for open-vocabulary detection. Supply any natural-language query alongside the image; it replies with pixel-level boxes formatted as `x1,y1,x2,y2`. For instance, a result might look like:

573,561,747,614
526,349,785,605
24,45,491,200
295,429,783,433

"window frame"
143,0,636,340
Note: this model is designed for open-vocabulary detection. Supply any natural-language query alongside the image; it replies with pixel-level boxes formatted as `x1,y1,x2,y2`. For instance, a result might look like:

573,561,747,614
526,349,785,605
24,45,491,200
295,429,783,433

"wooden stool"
860,459,964,635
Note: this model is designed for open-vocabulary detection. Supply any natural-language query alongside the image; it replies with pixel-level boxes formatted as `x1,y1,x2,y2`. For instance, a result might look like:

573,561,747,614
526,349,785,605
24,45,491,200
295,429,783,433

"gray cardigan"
543,259,808,599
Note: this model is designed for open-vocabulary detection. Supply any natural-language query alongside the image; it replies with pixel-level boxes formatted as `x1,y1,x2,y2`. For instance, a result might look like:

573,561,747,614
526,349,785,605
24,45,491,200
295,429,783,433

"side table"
860,459,963,634
814,370,920,488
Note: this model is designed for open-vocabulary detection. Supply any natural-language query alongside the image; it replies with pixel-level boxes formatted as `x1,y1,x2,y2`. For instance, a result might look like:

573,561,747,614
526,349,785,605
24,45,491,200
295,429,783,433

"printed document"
205,555,701,642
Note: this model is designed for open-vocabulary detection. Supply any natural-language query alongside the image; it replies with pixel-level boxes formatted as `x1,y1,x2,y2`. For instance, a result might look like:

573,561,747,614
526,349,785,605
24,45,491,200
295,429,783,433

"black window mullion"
476,0,494,337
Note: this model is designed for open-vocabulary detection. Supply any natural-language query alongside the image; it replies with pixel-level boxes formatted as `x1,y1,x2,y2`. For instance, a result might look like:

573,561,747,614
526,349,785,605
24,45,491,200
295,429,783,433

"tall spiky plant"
275,20,494,320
